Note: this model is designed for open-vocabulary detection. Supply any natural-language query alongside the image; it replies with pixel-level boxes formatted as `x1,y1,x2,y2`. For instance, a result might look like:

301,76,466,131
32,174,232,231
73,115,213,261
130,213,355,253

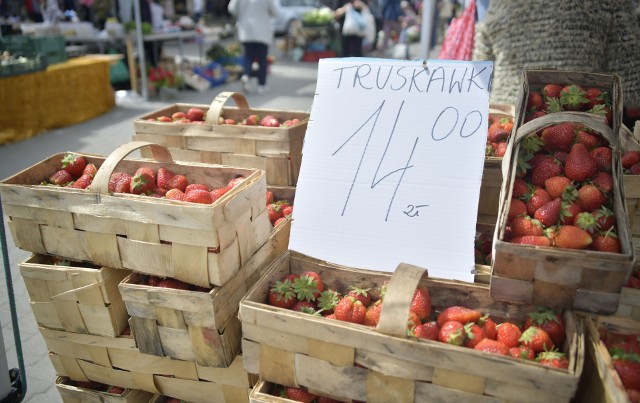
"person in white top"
228,0,278,94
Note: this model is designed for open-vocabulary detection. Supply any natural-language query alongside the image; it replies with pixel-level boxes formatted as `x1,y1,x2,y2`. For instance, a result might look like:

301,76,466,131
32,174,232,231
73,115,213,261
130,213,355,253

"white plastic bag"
342,6,367,36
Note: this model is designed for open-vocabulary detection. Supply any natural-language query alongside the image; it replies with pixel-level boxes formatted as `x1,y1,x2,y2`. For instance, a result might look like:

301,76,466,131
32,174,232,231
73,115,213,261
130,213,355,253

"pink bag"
438,0,476,61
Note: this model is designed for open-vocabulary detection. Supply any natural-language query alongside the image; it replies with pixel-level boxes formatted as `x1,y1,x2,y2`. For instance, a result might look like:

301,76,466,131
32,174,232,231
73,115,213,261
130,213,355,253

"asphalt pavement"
0,34,437,402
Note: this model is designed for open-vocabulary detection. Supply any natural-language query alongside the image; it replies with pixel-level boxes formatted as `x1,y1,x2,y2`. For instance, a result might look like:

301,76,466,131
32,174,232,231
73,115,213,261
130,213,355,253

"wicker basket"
132,91,309,186
0,141,272,287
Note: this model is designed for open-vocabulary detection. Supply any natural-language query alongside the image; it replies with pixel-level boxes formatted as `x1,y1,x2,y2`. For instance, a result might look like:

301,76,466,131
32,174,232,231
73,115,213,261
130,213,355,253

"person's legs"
351,36,363,57
255,42,268,88
241,41,256,92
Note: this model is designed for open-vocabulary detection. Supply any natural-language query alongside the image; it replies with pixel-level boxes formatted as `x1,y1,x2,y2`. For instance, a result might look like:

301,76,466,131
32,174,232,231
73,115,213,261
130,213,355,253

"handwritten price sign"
290,59,494,281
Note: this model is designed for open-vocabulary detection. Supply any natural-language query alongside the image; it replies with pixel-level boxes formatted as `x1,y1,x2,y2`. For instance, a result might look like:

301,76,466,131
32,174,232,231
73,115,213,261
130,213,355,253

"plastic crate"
1,34,67,65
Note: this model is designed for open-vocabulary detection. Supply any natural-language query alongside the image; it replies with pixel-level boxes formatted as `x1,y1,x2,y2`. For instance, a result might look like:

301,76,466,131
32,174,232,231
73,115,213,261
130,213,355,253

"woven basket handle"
376,263,428,338
88,141,173,195
489,107,514,119
205,91,250,124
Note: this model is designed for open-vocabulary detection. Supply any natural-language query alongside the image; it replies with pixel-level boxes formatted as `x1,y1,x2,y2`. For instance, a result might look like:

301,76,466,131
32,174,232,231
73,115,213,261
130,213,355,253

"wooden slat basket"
574,315,640,403
619,123,640,237
55,376,154,403
490,70,634,314
44,328,252,403
239,250,584,403
133,91,309,186
0,141,272,288
19,254,130,337
118,217,290,367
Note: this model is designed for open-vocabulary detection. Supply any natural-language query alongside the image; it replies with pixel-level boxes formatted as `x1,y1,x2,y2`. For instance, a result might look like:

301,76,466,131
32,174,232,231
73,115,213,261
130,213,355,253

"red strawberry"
413,321,439,341
552,151,569,164
527,91,543,112
585,87,605,109
106,386,125,394
186,107,205,122
612,353,640,391
592,231,622,253
285,386,317,403
496,322,522,348
531,157,563,187
185,189,213,204
487,122,510,143
185,183,209,193
525,110,547,122
543,84,563,99
508,198,528,220
210,187,228,202
291,300,317,314
157,278,190,290
560,200,582,225
565,143,598,182
82,163,98,178
267,203,283,224
534,198,561,227
49,169,74,186
165,188,185,201
576,129,601,150
464,323,487,348
268,278,297,309
560,85,589,111
524,307,565,347
577,184,607,212
282,205,294,217
478,315,497,340
526,188,552,216
69,174,93,189
439,320,466,346
630,163,640,175
592,172,613,194
292,271,324,301
61,153,87,178
511,235,552,247
512,178,531,199
227,176,246,189
510,346,535,360
436,306,482,327
519,326,554,353
537,350,569,369
627,275,640,289
156,167,174,190
363,299,383,327
265,191,274,205
473,339,510,355
575,212,598,235
410,286,431,320
594,206,616,231
554,225,593,249
545,176,572,199
347,286,371,307
623,151,640,169
334,296,366,324
166,174,188,192
541,123,576,153
510,216,544,237
130,167,156,195
108,172,128,192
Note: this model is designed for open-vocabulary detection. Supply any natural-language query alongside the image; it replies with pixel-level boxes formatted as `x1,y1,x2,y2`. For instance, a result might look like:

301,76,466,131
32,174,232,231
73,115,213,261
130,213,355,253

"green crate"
1,35,67,65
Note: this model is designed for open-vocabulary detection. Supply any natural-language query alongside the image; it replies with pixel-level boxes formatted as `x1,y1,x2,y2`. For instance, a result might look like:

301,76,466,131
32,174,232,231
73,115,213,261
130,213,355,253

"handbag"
342,6,367,37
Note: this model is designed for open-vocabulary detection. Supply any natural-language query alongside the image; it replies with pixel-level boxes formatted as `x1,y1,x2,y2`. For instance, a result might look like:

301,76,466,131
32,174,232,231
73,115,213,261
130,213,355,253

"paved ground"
0,33,437,402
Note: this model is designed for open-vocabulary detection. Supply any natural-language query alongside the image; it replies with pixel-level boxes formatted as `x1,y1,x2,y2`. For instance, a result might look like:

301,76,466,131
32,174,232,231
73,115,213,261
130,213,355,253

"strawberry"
612,353,640,391
623,151,640,169
185,183,209,193
525,110,547,122
510,346,535,360
630,163,640,175
285,386,317,403
510,216,544,237
147,276,162,286
594,206,616,231
265,191,274,205
575,212,598,235
543,84,563,99
495,142,508,157
227,176,246,189
552,151,569,164
627,274,640,289
363,299,383,327
82,163,98,178
524,307,565,347
576,129,601,150
106,386,125,394
165,188,185,201
268,278,297,309
627,389,640,403
410,286,431,320
526,188,552,216
156,167,174,190
512,178,531,199
527,91,543,111
531,157,563,187
464,323,487,348
585,87,606,109
243,114,260,126
478,315,497,340
61,153,88,178
559,200,582,225
282,205,294,217
49,169,73,186
560,85,589,111
165,174,188,192
107,172,129,193
537,350,569,369
554,225,593,249
413,321,439,341
534,198,561,227
317,289,341,314
130,167,156,195
473,339,510,355
609,338,640,355
545,176,572,199
69,174,93,189
210,187,229,202
186,107,205,121
541,122,576,153
407,311,422,330
347,286,371,307
439,321,466,346
291,300,318,314
487,122,510,143
592,172,613,194
577,184,607,212
267,203,283,224
292,271,324,301
436,306,482,327
496,322,522,348
185,189,213,204
334,296,366,324
519,326,554,353
564,143,598,182
507,198,527,220
315,397,341,403
157,278,190,290
511,235,552,247
592,231,622,253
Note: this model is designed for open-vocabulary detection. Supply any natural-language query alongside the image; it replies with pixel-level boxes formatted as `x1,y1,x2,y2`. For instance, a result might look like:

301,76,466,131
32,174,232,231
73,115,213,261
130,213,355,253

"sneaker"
257,85,266,95
241,75,251,93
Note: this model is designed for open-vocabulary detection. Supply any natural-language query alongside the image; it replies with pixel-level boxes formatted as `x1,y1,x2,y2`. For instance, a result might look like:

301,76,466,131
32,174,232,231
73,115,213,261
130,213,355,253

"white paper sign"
290,58,494,282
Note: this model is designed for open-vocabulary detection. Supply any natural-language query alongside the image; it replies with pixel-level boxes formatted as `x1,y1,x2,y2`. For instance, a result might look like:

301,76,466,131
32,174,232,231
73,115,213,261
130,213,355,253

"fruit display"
485,113,513,158
266,188,294,227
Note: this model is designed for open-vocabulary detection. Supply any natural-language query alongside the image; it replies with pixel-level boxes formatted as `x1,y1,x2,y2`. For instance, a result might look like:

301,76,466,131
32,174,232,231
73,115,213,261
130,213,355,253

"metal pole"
419,0,436,60
0,321,11,401
133,0,148,100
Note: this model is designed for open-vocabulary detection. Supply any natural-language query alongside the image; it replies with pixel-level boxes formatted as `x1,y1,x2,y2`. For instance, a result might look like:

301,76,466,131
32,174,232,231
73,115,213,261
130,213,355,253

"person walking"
228,0,278,94
380,0,403,54
334,0,370,57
